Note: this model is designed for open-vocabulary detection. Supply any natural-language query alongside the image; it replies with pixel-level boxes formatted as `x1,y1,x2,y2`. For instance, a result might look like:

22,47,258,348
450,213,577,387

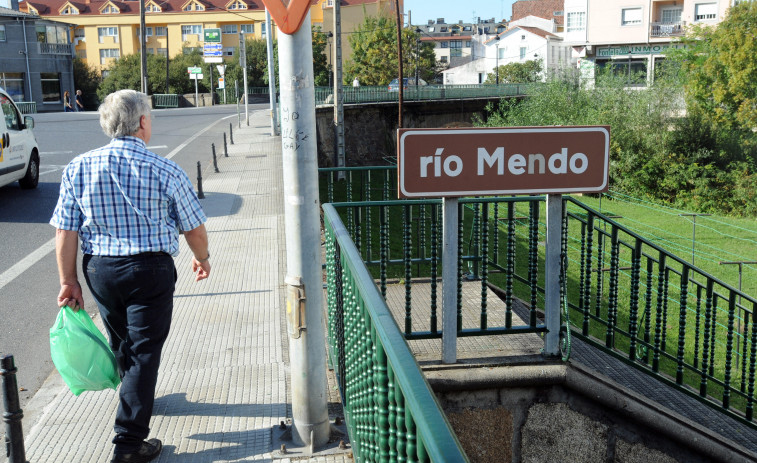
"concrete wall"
315,98,500,167
426,362,754,463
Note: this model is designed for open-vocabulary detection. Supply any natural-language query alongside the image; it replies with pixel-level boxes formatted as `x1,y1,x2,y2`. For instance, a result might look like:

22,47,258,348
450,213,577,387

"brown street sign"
397,126,610,198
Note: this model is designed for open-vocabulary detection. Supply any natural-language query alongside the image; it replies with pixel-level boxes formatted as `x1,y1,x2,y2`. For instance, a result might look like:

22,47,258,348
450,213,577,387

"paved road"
0,104,267,423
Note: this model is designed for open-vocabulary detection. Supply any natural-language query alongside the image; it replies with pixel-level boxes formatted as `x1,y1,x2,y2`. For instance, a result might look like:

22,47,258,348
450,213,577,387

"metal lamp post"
415,27,421,85
495,35,500,85
327,31,333,88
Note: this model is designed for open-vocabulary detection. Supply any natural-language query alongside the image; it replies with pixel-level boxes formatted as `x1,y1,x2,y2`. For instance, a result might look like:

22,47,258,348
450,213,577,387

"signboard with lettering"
204,28,221,43
397,127,610,198
596,43,684,57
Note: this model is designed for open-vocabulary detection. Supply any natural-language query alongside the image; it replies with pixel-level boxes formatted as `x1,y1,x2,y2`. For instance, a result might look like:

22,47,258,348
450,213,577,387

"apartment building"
415,17,506,71
19,0,396,75
0,0,74,111
565,0,735,84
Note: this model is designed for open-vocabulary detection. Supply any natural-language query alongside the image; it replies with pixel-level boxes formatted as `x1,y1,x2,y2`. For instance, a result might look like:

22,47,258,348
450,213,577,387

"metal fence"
324,204,470,463
320,165,757,430
152,94,179,108
15,102,36,114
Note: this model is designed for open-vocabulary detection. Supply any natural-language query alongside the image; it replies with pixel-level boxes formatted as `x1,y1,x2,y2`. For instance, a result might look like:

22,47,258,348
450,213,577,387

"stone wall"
315,98,498,167
427,362,752,463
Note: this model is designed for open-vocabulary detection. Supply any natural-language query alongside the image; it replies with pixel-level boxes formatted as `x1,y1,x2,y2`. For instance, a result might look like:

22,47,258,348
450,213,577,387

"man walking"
75,89,84,111
50,89,210,463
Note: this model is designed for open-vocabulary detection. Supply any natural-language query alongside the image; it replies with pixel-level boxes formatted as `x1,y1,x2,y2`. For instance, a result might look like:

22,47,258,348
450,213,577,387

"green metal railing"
320,165,757,430
152,94,179,108
324,204,470,463
15,102,36,114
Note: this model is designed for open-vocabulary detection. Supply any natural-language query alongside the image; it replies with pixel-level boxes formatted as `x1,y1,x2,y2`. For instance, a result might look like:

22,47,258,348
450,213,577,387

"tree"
345,14,436,86
73,58,100,95
312,27,329,86
484,59,541,84
673,2,757,134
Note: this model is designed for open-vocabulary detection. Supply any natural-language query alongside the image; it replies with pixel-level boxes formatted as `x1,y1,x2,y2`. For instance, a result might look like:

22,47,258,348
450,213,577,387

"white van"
0,87,39,189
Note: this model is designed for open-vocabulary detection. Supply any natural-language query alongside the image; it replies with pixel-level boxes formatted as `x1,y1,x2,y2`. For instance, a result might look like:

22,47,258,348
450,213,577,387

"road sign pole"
239,32,249,125
278,9,330,449
544,194,563,357
442,197,459,364
194,75,198,108
266,9,279,136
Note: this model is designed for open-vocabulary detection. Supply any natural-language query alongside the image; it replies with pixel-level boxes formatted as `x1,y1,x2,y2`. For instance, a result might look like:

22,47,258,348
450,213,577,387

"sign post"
398,126,610,361
187,67,202,107
262,0,330,450
239,32,248,125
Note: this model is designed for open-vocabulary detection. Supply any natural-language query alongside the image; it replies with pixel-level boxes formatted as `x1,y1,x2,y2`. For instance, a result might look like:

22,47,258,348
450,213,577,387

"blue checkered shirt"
50,136,207,256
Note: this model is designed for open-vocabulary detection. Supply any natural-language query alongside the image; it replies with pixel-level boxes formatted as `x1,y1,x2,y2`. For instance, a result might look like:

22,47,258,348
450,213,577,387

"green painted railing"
15,102,36,114
314,83,531,106
152,94,179,108
324,204,470,463
320,165,757,431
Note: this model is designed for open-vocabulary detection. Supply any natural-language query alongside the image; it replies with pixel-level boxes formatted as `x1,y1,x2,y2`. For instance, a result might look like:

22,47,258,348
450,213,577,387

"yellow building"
20,0,402,75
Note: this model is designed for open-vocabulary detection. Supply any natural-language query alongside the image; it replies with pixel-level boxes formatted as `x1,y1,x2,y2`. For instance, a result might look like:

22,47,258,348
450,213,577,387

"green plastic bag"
50,305,120,395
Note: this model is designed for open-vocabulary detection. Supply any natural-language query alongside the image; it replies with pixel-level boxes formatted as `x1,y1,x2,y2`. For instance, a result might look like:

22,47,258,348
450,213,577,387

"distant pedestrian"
75,89,84,111
63,91,73,112
50,89,210,463
352,77,360,87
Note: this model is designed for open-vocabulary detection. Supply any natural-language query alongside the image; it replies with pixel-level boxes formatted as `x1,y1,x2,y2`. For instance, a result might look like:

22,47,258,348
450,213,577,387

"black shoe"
111,438,162,463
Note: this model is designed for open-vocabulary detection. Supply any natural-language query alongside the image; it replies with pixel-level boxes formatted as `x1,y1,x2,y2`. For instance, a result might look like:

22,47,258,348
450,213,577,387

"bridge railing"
320,165,757,430
314,83,531,105
324,203,470,462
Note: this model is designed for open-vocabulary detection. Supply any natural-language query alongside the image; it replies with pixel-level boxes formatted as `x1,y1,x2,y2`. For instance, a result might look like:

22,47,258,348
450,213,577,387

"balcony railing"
38,42,73,55
650,22,685,38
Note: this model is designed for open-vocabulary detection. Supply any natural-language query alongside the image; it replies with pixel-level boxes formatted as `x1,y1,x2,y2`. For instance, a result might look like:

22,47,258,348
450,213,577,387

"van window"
0,94,20,130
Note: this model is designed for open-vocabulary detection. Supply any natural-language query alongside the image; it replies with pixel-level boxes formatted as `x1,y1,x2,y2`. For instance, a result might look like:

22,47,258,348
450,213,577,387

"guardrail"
320,165,757,431
15,102,36,114
324,203,470,462
152,94,179,108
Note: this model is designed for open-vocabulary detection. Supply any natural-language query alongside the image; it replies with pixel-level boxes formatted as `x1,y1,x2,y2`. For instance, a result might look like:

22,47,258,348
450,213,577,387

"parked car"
0,87,39,190
388,77,428,92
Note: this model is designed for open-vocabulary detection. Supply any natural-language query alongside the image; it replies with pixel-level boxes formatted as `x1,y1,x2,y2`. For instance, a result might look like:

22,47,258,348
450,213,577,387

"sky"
403,0,516,26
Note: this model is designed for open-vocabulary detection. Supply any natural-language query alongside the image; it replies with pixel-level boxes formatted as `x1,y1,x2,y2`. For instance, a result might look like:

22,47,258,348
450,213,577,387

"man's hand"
191,258,211,281
57,281,84,311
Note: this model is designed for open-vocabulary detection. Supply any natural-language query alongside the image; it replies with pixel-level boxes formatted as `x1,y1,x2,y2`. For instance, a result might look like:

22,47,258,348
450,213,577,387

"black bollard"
196,161,205,199
1,355,27,463
229,123,234,145
223,133,228,157
211,143,219,173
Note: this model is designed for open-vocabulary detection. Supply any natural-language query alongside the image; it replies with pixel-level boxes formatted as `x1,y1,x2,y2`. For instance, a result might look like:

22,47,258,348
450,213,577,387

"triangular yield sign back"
260,0,311,35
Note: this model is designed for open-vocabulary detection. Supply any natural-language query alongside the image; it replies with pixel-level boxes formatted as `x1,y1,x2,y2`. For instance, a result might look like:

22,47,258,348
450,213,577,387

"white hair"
98,89,151,138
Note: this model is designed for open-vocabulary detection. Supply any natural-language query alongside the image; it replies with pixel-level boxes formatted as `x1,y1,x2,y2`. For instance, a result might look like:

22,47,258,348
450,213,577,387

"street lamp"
495,35,500,85
327,31,333,88
415,27,421,85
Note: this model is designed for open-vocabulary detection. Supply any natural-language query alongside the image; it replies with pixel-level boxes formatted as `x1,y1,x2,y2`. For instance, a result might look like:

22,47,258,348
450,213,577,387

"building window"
100,48,119,64
240,24,254,34
622,7,643,25
155,26,167,36
74,27,85,38
498,47,506,59
183,47,200,54
102,70,110,79
0,25,5,42
520,47,527,60
449,40,462,48
440,26,448,32
428,26,434,32
136,27,153,38
76,49,86,59
147,48,155,54
465,40,471,47
440,56,448,63
567,11,586,32
661,8,682,23
224,47,234,56
181,24,203,40
261,22,266,36
62,6,79,14
40,72,61,103
102,4,119,14
37,25,69,44
441,41,448,48
98,26,119,43
463,26,471,31
695,3,717,21
146,3,161,12
0,73,24,101
554,10,564,16
228,0,246,9
157,48,167,56
222,24,238,34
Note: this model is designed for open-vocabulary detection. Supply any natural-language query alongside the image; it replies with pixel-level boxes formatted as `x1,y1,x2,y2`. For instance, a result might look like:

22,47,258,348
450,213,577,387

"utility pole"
277,8,330,449
239,32,249,125
139,0,147,93
395,0,404,128
266,9,279,136
333,0,345,179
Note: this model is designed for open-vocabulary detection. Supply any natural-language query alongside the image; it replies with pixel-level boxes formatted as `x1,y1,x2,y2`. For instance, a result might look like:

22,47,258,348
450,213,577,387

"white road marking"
147,145,168,150
40,151,73,155
0,237,56,291
165,114,236,160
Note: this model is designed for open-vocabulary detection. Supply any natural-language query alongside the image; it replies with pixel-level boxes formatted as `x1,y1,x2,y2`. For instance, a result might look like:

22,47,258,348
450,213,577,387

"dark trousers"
83,253,176,453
